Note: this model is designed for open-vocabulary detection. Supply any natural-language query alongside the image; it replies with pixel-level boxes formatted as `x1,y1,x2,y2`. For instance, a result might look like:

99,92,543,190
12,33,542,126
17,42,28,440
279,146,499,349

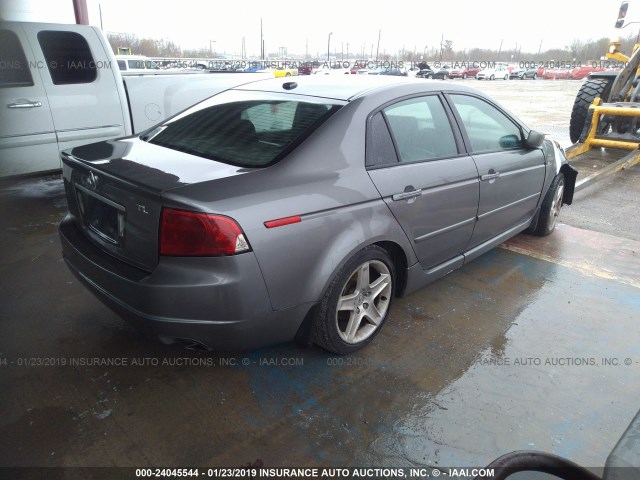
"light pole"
209,40,216,57
327,32,332,62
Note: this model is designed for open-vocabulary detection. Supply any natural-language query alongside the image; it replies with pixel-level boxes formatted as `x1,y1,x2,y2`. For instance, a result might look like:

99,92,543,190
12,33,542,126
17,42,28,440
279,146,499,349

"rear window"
145,90,341,167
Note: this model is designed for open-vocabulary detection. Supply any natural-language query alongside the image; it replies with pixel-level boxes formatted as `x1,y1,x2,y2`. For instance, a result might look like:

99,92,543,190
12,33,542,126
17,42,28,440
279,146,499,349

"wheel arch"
294,238,410,348
311,234,413,310
374,240,409,297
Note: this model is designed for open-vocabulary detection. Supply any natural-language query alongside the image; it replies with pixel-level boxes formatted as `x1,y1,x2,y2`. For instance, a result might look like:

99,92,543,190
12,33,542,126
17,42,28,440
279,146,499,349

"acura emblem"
87,171,98,189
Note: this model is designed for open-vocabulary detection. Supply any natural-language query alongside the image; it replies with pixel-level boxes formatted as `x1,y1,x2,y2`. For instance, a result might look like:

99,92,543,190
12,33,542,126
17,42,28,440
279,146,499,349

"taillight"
159,208,250,256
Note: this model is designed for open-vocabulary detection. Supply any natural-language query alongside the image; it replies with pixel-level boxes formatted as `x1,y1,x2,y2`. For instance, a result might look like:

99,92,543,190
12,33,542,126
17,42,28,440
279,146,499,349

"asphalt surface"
0,78,639,476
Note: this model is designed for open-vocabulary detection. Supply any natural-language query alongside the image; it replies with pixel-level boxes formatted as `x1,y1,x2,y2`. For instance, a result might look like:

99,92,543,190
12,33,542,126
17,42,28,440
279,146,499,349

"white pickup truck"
0,21,269,177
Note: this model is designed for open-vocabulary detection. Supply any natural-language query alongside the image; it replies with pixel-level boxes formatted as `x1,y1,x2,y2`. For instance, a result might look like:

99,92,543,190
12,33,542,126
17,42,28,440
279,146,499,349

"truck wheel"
314,245,395,354
531,174,565,236
490,74,495,80
569,78,612,143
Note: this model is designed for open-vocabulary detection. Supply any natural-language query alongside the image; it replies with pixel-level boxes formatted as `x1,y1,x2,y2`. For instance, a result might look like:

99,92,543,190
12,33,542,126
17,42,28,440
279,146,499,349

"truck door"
21,23,128,159
0,24,58,176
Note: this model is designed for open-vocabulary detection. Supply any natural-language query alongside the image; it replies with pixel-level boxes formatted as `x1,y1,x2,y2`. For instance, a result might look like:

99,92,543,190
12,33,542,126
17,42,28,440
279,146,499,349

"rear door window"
383,95,459,162
146,91,340,167
0,29,34,87
37,30,97,85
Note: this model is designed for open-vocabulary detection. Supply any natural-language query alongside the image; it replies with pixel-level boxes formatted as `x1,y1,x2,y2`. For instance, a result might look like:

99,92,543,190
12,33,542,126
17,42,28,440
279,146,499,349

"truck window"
37,31,97,85
0,29,34,88
117,60,126,70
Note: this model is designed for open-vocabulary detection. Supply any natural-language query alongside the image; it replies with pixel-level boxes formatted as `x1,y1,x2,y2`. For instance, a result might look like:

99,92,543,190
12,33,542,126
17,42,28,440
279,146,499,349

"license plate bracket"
75,185,125,245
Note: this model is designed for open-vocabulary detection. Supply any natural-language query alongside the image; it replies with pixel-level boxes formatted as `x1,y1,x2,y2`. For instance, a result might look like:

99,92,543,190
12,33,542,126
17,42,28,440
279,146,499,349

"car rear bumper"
59,215,305,350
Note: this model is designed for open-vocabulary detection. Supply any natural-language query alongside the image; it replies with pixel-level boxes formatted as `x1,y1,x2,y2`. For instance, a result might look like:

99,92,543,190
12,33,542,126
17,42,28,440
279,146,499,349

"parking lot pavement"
0,81,637,471
0,171,638,470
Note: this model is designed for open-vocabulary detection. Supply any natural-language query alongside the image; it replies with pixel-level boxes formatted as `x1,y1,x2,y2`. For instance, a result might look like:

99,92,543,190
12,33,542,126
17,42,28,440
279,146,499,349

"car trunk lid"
61,137,251,272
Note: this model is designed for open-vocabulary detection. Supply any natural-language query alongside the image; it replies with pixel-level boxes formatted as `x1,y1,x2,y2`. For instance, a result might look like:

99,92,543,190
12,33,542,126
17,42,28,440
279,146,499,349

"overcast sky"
2,0,631,58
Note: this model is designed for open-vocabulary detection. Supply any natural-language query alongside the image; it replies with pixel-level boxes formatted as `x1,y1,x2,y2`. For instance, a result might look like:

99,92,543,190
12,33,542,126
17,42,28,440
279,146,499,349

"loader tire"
569,78,612,143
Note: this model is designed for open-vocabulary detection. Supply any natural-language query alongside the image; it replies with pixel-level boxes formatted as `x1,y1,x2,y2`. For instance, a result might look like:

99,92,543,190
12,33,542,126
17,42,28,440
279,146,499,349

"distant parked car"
415,68,434,79
449,65,482,79
406,66,421,77
517,68,539,79
257,67,298,77
312,64,351,75
476,65,509,80
297,63,315,75
115,55,162,73
432,65,451,79
569,66,604,80
542,68,570,80
508,67,524,79
379,67,408,76
367,66,407,76
274,66,298,77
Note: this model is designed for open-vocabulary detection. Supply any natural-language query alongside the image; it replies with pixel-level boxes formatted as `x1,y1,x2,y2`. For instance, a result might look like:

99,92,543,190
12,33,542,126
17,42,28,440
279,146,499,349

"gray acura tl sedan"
59,76,577,354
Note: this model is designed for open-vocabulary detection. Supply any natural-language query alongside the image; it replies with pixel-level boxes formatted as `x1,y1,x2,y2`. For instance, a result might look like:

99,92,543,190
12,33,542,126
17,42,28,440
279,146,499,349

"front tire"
462,73,467,79
569,78,612,143
490,74,495,80
314,245,395,354
532,174,565,236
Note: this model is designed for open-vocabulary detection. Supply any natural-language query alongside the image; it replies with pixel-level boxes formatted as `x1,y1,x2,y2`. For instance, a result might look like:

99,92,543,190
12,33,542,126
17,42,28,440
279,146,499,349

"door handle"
392,189,422,201
481,172,501,181
8,101,42,109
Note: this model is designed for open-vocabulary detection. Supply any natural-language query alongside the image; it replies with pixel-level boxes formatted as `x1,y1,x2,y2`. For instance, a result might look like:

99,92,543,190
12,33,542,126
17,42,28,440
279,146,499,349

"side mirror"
525,130,545,149
499,134,521,149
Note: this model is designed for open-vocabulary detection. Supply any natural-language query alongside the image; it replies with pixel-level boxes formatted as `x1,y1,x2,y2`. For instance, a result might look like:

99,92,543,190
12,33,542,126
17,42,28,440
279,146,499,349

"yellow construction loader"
567,0,640,190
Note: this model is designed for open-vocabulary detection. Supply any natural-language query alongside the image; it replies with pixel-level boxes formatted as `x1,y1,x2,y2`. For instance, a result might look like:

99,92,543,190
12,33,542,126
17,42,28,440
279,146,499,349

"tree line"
106,32,639,63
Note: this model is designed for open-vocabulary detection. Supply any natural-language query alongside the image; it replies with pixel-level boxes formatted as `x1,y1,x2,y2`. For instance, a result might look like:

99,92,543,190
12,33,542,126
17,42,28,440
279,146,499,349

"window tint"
0,29,34,88
366,112,398,167
383,96,458,163
146,93,340,167
37,31,97,85
449,94,523,153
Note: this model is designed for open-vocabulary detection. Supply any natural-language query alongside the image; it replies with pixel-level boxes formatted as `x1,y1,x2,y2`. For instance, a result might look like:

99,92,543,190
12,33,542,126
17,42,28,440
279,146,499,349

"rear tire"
531,174,565,236
569,78,612,143
490,74,495,80
314,245,395,354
